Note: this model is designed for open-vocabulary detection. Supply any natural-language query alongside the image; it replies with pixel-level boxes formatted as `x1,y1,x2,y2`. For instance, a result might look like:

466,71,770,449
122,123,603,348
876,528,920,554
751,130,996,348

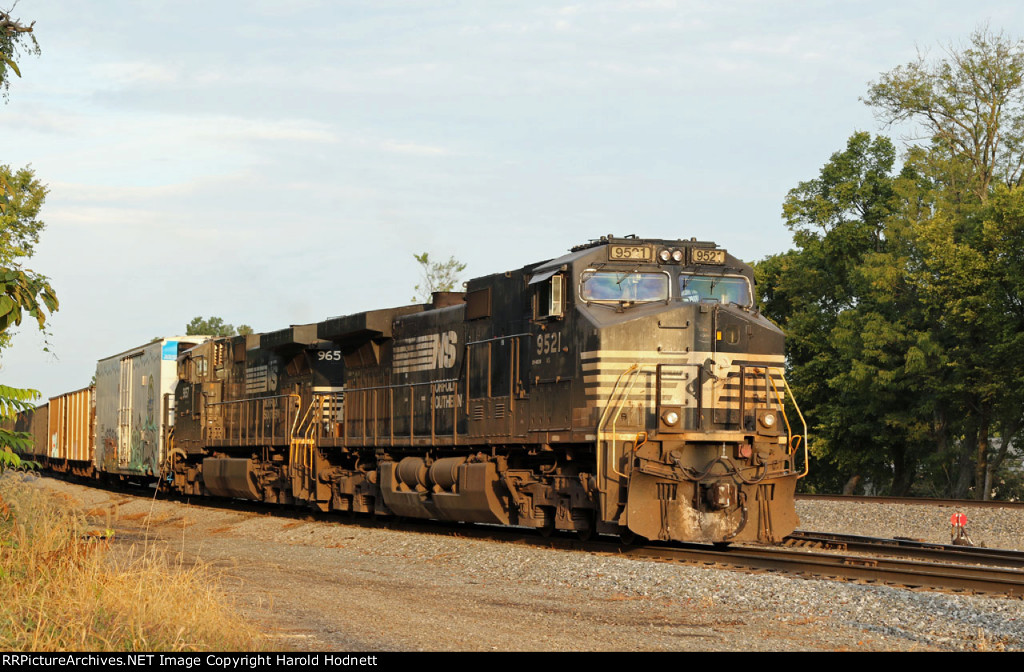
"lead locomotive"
24,235,807,544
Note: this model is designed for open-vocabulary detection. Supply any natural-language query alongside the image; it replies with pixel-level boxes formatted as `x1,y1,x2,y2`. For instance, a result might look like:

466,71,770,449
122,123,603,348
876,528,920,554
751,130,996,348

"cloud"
47,176,235,205
2,109,83,136
91,61,181,86
190,116,340,144
378,139,451,156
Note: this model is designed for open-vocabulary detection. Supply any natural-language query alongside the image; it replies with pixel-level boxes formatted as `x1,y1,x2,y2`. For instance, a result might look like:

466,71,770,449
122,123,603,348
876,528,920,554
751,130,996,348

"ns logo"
430,330,458,369
394,330,459,373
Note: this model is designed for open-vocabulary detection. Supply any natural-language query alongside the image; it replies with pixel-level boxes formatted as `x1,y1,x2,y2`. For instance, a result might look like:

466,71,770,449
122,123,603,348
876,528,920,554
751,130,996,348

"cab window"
534,274,564,319
678,274,752,307
580,270,669,304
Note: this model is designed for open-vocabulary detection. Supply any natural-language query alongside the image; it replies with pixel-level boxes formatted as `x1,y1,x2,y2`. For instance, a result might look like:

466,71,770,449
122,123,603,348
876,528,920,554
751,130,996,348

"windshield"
678,274,752,307
581,270,669,304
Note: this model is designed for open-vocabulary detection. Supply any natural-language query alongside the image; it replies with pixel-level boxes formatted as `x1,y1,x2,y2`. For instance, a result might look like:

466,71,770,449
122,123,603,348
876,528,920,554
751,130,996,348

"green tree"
756,132,936,494
411,252,466,303
864,26,1024,202
0,163,46,264
763,27,1024,499
906,180,1024,498
185,316,252,337
0,164,49,353
864,28,1024,499
1,8,55,473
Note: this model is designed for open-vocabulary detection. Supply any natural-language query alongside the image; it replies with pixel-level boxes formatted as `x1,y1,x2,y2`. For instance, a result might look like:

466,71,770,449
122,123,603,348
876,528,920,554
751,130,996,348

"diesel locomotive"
18,235,807,544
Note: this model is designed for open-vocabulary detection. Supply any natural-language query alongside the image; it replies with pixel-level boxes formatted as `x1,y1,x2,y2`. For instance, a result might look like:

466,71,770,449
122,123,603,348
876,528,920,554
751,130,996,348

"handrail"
205,393,300,408
765,368,809,479
594,360,807,484
777,371,810,479
609,368,643,479
340,377,459,393
596,363,640,484
203,394,301,446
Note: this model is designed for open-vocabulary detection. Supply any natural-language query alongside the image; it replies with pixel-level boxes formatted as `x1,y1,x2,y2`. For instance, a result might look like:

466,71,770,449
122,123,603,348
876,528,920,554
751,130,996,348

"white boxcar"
95,336,209,476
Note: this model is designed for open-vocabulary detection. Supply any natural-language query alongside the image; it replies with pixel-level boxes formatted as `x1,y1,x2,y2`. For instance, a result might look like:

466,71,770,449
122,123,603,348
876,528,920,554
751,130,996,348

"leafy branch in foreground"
0,384,39,471
0,266,58,333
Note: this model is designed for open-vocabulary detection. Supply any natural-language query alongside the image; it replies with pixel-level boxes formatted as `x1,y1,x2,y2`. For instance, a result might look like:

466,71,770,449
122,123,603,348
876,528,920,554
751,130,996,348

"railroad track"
797,493,1024,510
24,473,1024,598
615,535,1024,598
786,530,1024,569
428,521,1024,598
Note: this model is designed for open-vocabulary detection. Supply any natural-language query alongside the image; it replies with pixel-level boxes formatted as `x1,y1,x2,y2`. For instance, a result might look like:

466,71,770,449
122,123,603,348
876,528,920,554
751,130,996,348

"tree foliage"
761,28,1024,498
0,5,40,101
411,252,466,303
0,265,57,333
864,26,1024,200
1,6,52,473
0,383,40,469
0,189,54,328
0,163,47,263
185,316,252,338
0,166,56,348
757,133,930,494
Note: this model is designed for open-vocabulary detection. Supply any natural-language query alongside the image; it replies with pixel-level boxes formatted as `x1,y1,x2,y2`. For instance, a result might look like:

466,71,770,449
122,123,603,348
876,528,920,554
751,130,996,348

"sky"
3,0,1023,400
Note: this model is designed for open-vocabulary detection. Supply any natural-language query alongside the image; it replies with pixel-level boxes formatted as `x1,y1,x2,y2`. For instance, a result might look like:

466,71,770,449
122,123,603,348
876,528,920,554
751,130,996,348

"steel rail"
617,542,1024,598
786,530,1024,569
796,493,1024,510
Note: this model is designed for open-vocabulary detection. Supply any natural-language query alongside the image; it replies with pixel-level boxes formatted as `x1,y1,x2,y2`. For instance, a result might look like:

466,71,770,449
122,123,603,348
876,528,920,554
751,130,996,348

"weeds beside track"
0,475,269,651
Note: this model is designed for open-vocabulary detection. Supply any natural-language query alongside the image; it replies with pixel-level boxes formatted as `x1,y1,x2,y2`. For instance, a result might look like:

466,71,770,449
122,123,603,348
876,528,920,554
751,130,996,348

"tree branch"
0,10,35,35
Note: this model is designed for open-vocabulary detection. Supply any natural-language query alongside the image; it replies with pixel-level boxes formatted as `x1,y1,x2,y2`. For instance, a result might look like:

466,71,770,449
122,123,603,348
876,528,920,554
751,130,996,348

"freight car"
15,235,808,544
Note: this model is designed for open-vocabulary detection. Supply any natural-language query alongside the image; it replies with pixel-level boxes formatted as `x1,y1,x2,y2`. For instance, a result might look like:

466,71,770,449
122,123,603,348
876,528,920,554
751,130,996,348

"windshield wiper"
616,265,641,285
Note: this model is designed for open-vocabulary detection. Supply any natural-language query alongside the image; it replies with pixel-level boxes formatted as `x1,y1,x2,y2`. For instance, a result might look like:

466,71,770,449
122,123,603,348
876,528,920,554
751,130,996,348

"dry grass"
0,478,269,651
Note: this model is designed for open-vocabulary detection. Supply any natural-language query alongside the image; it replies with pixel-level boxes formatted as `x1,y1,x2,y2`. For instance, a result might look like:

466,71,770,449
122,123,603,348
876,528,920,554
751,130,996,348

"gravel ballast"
11,474,1024,652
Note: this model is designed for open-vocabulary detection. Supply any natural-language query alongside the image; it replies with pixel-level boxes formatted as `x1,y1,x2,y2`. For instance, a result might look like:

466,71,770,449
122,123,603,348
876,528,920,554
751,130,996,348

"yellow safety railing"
596,363,641,483
765,368,809,479
595,361,810,482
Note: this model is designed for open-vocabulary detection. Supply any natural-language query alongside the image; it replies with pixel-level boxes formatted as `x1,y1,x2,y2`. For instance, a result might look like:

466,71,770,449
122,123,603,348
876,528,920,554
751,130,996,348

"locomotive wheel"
576,511,596,541
619,529,645,546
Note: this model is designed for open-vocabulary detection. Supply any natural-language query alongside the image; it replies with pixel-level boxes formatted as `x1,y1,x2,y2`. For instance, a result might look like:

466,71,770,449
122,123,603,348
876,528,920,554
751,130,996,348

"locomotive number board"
608,244,654,262
692,248,726,265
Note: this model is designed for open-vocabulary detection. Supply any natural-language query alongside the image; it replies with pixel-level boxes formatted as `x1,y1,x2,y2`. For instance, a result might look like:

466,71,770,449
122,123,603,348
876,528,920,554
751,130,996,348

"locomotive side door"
464,283,528,440
466,336,520,439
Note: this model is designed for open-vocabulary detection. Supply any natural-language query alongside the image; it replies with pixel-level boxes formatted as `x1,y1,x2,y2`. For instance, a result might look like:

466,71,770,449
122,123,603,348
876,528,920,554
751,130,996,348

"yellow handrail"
766,369,809,479
609,369,643,478
596,363,640,484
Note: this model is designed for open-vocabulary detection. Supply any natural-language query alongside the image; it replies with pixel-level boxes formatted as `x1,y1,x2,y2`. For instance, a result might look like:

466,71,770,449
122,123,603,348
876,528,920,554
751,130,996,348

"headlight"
760,412,776,428
658,249,672,263
671,249,684,262
662,410,680,426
